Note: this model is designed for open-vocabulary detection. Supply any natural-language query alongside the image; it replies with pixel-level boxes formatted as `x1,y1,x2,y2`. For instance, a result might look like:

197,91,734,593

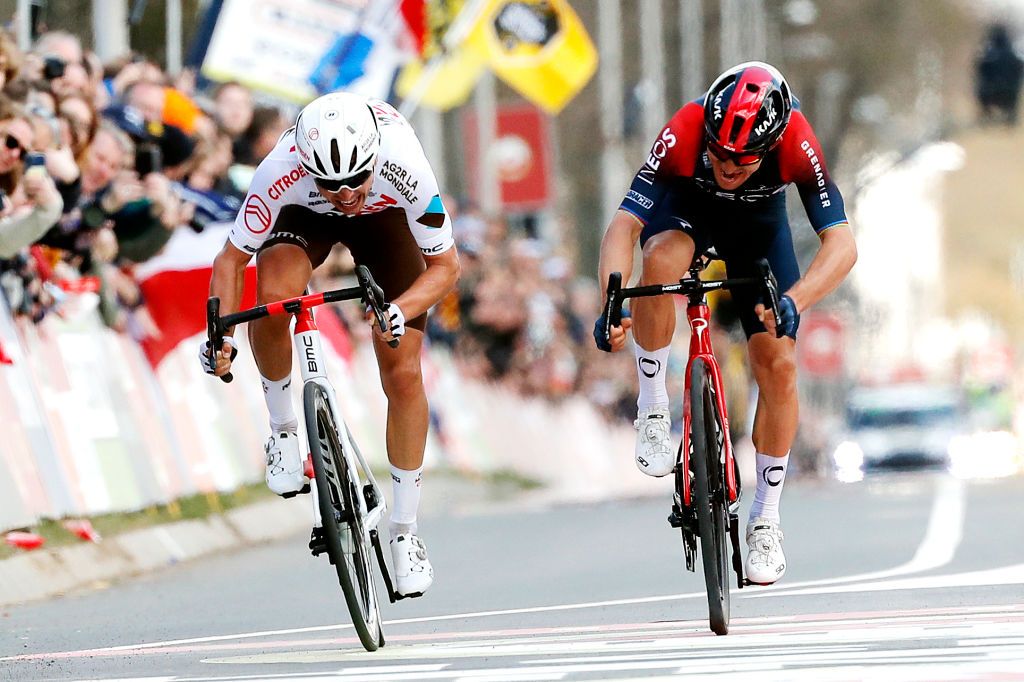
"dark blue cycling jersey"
620,98,848,235
618,97,849,339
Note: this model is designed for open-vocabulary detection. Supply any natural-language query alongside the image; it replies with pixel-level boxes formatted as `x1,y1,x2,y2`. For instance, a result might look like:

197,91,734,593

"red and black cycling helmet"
703,61,792,163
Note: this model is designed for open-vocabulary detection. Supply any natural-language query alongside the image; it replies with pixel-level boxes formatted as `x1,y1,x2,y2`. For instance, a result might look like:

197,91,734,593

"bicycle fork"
294,313,386,548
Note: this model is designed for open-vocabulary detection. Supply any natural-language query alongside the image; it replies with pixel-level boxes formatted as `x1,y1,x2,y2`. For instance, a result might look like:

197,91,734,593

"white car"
830,384,966,476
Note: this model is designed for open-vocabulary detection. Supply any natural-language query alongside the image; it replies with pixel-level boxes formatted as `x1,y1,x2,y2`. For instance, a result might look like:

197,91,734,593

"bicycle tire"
304,382,383,651
689,358,731,635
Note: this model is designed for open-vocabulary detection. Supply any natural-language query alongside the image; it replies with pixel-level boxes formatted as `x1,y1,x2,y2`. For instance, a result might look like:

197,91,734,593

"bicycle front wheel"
689,358,731,635
305,382,384,651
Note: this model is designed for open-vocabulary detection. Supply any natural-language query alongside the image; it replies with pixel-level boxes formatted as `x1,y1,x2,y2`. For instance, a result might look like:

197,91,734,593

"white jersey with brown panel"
229,99,454,258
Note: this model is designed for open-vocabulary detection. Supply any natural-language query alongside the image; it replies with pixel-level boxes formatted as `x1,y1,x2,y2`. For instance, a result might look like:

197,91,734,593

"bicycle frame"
206,267,396,546
602,256,781,510
680,298,737,509
292,303,387,537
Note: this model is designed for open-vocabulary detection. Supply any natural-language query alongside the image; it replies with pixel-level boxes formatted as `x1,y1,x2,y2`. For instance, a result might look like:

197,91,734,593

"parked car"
829,384,966,477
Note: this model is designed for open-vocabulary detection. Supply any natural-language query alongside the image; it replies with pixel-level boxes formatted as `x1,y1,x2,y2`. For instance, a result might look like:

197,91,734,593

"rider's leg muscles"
346,208,431,537
373,328,428,538
631,229,695,477
633,230,695,407
252,242,313,429
374,329,429,471
747,333,797,520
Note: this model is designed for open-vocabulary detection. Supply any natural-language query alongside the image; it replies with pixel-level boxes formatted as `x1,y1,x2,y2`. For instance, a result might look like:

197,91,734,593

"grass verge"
1,468,541,561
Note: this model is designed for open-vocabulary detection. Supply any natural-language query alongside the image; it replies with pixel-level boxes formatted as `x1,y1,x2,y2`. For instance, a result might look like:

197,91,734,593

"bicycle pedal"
280,483,311,499
667,508,685,528
393,591,424,601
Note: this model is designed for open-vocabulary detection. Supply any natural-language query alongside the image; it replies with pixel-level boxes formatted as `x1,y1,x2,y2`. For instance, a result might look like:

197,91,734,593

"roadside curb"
0,497,309,609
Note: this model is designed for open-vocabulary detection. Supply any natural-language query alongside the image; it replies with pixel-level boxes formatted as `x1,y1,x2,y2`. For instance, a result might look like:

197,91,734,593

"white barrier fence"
0,297,655,533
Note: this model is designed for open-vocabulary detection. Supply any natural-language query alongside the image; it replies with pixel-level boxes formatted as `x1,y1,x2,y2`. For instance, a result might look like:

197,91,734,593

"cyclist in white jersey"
202,92,460,597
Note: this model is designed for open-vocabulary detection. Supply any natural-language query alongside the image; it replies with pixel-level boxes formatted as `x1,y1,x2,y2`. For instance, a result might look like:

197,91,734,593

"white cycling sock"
262,374,297,432
389,464,423,539
749,451,790,523
635,344,671,411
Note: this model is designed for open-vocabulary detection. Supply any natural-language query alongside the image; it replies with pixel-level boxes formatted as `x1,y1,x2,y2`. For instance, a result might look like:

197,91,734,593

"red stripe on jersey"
775,111,830,185
652,102,705,180
717,66,772,151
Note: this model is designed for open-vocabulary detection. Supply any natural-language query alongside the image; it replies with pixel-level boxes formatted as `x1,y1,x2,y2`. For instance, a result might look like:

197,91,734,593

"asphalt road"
2,470,1023,681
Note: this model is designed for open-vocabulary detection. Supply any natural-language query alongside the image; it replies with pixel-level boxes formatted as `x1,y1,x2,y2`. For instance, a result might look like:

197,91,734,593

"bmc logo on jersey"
244,195,272,233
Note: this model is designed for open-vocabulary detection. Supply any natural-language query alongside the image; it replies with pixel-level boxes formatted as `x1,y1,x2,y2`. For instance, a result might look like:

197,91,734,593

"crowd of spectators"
426,200,638,420
0,27,289,335
0,24,640,419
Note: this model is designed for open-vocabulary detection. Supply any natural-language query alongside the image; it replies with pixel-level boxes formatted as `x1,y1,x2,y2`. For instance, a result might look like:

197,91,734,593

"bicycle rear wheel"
305,382,383,651
689,358,730,635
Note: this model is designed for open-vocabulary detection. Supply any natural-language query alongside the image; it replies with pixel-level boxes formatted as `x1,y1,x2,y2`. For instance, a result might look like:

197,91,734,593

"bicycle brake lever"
755,259,784,340
206,297,233,383
356,265,400,349
605,272,623,327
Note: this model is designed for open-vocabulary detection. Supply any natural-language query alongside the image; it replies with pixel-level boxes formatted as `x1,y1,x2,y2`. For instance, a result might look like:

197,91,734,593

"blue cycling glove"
593,308,630,352
775,294,800,338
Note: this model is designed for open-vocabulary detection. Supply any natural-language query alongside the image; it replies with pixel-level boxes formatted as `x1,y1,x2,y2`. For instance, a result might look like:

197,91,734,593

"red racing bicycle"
603,253,782,635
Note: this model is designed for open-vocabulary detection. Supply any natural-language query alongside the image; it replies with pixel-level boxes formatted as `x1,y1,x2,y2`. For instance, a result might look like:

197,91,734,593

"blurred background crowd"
0,18,640,418
2,0,1024,475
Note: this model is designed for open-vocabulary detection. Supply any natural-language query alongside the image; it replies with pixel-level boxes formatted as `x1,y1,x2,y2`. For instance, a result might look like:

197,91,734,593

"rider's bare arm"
596,209,643,351
781,223,857,313
598,209,644,288
210,239,252,337
391,245,461,321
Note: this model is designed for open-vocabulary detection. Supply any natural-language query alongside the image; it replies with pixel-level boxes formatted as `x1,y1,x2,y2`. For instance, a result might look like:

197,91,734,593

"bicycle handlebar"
205,265,398,383
603,257,784,340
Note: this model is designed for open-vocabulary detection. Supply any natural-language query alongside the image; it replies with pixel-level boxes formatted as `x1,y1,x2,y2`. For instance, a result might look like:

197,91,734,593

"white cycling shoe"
745,517,786,585
634,406,674,477
390,534,433,597
264,430,310,498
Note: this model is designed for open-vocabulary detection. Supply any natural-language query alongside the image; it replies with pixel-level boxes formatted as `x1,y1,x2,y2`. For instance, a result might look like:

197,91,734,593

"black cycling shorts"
639,188,801,339
258,205,428,331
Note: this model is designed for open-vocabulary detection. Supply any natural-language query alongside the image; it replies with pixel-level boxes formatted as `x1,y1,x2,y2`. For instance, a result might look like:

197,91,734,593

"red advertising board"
462,104,553,211
798,312,845,378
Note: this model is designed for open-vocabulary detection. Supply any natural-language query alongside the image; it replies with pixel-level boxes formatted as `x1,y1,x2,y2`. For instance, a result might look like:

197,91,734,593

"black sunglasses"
5,133,24,156
314,168,373,193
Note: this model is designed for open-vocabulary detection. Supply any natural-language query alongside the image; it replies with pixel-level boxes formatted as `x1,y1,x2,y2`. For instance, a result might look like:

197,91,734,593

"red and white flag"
134,224,257,368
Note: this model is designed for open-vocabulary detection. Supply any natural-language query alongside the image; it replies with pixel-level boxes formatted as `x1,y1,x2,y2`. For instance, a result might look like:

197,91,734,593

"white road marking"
750,474,968,593
5,555,1022,663
150,606,1024,681
744,561,1024,599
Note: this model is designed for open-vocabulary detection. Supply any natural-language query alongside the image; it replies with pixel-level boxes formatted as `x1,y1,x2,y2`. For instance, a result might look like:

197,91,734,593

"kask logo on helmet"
754,101,777,138
712,91,725,120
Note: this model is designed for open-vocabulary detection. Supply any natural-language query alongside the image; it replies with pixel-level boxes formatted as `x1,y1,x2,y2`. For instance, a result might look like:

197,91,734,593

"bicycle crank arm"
728,511,746,589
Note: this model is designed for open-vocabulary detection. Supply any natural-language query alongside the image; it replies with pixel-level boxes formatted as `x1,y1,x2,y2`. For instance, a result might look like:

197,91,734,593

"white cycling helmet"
294,92,380,190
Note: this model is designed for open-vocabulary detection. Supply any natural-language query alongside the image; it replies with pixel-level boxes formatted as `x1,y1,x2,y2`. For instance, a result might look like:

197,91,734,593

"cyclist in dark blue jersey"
595,61,857,585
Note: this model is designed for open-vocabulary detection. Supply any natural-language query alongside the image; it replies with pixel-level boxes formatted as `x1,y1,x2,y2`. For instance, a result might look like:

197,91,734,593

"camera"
42,56,66,81
24,152,46,169
135,143,162,176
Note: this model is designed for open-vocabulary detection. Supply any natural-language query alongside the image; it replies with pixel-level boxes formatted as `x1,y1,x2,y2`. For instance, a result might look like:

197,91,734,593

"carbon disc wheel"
305,382,383,651
689,358,731,635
